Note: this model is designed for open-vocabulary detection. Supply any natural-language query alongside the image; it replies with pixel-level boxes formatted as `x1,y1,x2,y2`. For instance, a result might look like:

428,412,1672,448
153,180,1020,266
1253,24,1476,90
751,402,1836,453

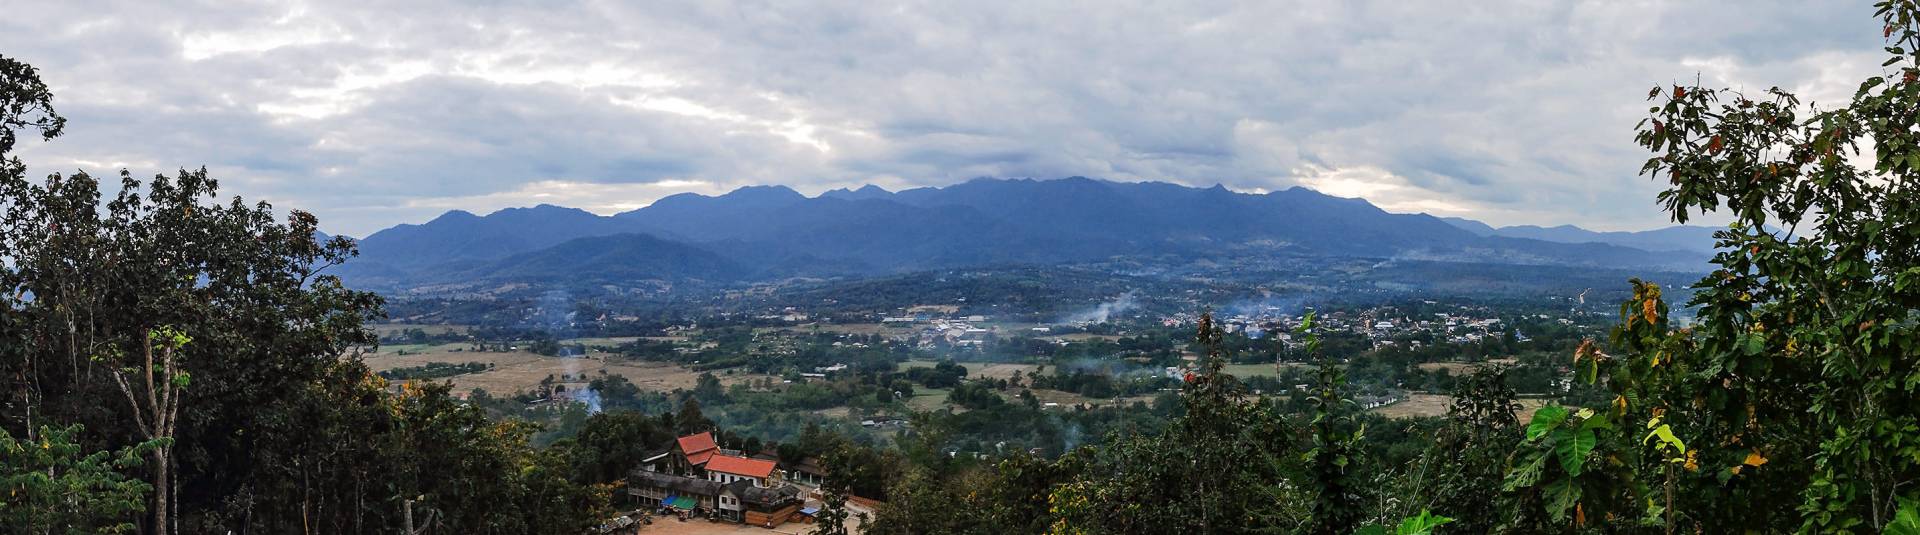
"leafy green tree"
0,424,154,534
1404,366,1521,533
1498,2,1920,531
0,54,615,533
564,411,673,484
1045,312,1288,534
1300,312,1366,535
0,54,62,156
814,443,868,535
676,397,710,435
99,327,191,535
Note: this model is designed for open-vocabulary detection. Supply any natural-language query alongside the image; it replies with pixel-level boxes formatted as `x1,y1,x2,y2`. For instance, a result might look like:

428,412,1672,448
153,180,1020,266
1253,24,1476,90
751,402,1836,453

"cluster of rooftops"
625,431,819,528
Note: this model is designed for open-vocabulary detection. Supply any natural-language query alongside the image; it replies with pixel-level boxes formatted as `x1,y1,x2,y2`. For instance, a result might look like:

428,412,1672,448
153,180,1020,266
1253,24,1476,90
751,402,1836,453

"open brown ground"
623,510,864,535
1371,393,1549,421
1415,362,1476,374
362,346,780,396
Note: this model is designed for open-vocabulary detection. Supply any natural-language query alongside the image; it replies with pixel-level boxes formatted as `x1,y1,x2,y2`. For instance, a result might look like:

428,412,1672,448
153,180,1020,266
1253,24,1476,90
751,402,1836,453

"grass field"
905,388,952,411
902,359,1042,381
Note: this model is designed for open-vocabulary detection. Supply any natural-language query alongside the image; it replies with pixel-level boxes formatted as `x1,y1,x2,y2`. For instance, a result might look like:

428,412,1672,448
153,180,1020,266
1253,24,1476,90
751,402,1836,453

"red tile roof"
687,450,716,466
706,454,777,479
677,432,718,465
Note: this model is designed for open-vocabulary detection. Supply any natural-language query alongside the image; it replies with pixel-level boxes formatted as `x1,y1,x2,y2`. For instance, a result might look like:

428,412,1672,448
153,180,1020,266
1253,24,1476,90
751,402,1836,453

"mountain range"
1437,217,1718,253
334,177,1716,292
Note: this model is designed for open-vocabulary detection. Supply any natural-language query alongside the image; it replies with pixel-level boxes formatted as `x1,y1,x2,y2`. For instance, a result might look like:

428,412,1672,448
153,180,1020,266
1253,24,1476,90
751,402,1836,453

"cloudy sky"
0,1,1888,236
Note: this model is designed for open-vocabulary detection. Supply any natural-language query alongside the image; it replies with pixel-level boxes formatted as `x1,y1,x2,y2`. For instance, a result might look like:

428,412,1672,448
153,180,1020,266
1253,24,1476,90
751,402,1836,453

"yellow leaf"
1744,451,1768,467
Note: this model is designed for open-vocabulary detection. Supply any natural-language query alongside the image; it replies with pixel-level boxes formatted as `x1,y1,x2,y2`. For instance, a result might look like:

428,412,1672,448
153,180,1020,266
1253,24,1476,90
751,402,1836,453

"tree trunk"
152,446,170,535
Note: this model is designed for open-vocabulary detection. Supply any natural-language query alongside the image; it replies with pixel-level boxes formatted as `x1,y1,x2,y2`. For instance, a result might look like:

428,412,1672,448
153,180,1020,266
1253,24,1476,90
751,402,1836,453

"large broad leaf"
1394,509,1455,535
1556,429,1596,477
1503,453,1548,492
1580,413,1614,432
1888,497,1920,535
1528,405,1570,441
1544,478,1582,522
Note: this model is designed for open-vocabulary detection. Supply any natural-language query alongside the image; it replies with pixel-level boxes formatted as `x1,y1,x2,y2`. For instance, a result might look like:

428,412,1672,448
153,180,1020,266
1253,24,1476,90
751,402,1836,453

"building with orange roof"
705,454,780,487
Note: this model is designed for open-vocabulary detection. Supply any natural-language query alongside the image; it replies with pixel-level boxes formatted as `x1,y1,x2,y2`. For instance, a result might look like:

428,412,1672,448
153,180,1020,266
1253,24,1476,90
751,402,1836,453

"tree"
1500,2,1920,531
1044,312,1288,534
676,397,709,435
1415,366,1522,533
813,444,866,535
0,54,62,156
1300,312,1365,535
0,424,154,534
0,54,627,533
565,411,672,484
101,327,191,535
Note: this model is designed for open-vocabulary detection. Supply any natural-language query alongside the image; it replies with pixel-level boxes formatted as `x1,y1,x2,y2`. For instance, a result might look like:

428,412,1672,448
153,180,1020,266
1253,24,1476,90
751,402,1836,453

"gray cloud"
0,0,1889,236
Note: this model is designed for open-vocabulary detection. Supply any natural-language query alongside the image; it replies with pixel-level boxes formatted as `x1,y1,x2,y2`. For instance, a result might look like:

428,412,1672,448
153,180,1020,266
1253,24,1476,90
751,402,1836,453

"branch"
108,366,154,438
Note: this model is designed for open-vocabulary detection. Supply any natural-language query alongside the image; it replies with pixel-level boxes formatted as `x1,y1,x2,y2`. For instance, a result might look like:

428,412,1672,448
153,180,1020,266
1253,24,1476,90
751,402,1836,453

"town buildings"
629,432,808,527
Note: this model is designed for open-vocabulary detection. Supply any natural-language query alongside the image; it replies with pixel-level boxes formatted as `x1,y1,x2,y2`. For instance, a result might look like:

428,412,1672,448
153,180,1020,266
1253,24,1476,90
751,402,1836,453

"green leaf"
1556,429,1596,477
1888,497,1920,535
1644,424,1686,455
1580,414,1614,432
1528,405,1569,441
1504,453,1547,492
1545,478,1582,521
1394,509,1455,535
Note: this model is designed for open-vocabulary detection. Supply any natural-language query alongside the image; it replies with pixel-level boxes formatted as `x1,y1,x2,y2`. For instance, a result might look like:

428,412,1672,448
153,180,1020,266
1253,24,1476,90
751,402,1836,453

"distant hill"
354,204,633,269
451,233,745,284
1439,217,1720,253
336,177,1710,290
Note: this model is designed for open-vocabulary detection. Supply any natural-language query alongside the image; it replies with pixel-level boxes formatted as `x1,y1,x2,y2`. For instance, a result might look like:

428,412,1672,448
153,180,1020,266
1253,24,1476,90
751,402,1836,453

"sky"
0,1,1890,237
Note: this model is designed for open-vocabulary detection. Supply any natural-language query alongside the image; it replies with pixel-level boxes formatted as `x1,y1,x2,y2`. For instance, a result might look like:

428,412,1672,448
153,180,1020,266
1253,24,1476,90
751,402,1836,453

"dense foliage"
0,55,610,534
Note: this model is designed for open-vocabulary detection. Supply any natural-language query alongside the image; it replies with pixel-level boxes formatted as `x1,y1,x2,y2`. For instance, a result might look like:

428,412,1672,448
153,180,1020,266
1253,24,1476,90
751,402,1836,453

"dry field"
967,362,1040,380
1370,393,1550,421
361,345,778,396
1415,362,1476,374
